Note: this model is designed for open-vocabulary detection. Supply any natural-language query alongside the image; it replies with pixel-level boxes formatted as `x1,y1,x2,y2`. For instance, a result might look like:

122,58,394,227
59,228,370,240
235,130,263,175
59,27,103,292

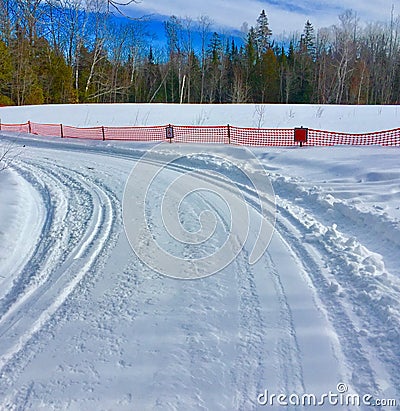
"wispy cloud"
127,0,397,34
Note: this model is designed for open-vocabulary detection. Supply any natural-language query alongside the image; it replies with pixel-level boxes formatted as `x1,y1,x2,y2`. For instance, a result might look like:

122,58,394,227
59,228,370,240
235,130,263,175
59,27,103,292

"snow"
0,104,399,410
1,103,400,132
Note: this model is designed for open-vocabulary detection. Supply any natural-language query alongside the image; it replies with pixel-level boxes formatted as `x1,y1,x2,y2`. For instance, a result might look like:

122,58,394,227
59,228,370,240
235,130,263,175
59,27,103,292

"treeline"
0,1,399,105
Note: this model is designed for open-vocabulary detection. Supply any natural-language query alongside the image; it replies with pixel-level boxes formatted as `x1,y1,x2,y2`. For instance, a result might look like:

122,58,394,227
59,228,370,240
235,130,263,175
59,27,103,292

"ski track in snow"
0,134,399,410
0,147,121,407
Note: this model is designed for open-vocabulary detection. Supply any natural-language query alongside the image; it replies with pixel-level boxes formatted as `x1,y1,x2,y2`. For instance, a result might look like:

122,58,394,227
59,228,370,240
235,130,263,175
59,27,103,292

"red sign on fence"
294,127,308,143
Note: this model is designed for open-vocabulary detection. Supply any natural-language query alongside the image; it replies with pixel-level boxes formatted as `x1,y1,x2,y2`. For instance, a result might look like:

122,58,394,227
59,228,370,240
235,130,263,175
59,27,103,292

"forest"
0,0,399,106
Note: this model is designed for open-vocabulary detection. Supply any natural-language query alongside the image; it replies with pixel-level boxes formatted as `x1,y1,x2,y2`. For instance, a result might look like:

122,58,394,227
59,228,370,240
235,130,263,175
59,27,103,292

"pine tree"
255,10,272,57
207,32,222,64
245,27,257,67
303,20,316,59
148,46,154,65
206,32,223,102
290,26,315,103
230,39,238,61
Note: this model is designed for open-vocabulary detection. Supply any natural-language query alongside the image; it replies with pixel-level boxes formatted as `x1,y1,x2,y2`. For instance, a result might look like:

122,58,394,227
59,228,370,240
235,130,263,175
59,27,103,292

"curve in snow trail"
0,148,119,399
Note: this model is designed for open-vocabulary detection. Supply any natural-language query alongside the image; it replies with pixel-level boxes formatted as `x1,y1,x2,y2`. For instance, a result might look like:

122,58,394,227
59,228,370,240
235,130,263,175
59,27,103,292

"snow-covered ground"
0,104,399,410
1,103,400,132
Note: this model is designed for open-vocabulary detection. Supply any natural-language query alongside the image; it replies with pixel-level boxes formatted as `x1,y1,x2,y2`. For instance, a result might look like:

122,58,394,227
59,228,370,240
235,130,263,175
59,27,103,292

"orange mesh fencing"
1,120,400,146
31,122,62,137
104,126,165,141
62,125,104,140
173,125,229,144
0,122,30,133
231,126,294,146
307,128,400,146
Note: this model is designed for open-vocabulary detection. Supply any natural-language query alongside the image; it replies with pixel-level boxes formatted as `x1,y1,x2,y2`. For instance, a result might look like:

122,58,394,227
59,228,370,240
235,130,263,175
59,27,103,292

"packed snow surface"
0,104,399,410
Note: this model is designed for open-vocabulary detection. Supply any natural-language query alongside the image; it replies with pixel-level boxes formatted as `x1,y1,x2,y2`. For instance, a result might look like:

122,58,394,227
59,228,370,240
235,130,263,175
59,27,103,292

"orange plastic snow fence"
1,121,400,147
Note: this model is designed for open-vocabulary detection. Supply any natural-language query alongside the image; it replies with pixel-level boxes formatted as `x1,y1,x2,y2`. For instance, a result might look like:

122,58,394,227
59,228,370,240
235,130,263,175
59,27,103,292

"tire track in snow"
0,159,94,325
137,156,309,410
263,251,305,397
178,189,270,410
274,198,392,403
0,162,68,321
178,160,314,408
0,155,118,397
271,173,400,401
128,182,271,409
230,246,268,411
186,181,303,409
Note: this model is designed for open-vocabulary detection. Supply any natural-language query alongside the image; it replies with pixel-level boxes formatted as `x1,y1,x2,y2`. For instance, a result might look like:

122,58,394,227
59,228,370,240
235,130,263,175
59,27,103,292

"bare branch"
107,0,140,17
0,142,22,172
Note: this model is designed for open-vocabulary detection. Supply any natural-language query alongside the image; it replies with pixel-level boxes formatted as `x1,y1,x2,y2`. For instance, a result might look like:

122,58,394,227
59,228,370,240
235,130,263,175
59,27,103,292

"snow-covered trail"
0,134,399,410
266,152,400,405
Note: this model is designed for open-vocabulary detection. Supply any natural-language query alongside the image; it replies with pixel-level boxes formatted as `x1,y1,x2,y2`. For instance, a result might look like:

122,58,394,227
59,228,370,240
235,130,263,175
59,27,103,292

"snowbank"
1,103,399,133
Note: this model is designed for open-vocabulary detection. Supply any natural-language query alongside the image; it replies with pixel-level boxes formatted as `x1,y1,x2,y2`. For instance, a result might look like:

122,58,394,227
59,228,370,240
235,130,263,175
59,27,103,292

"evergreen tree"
0,39,13,104
245,27,257,67
148,46,154,65
229,39,239,61
291,28,315,103
207,32,222,64
255,10,272,57
260,48,279,102
33,37,74,103
277,45,289,102
303,20,316,59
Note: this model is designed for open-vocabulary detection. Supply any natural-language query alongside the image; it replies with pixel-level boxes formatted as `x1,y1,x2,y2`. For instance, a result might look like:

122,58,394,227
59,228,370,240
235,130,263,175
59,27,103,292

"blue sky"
126,0,396,36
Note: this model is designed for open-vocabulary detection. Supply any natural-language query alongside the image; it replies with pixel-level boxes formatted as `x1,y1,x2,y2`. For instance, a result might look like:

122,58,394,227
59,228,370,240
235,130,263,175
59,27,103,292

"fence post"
0,119,2,131
28,121,32,134
227,124,231,144
102,126,105,141
60,124,64,138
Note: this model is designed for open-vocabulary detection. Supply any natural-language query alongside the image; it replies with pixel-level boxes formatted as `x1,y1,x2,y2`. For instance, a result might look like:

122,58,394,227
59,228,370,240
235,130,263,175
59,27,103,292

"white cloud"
127,0,398,34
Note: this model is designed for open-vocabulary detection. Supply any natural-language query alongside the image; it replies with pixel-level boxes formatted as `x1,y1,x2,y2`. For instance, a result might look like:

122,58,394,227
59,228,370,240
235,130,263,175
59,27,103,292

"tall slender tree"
255,9,272,57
